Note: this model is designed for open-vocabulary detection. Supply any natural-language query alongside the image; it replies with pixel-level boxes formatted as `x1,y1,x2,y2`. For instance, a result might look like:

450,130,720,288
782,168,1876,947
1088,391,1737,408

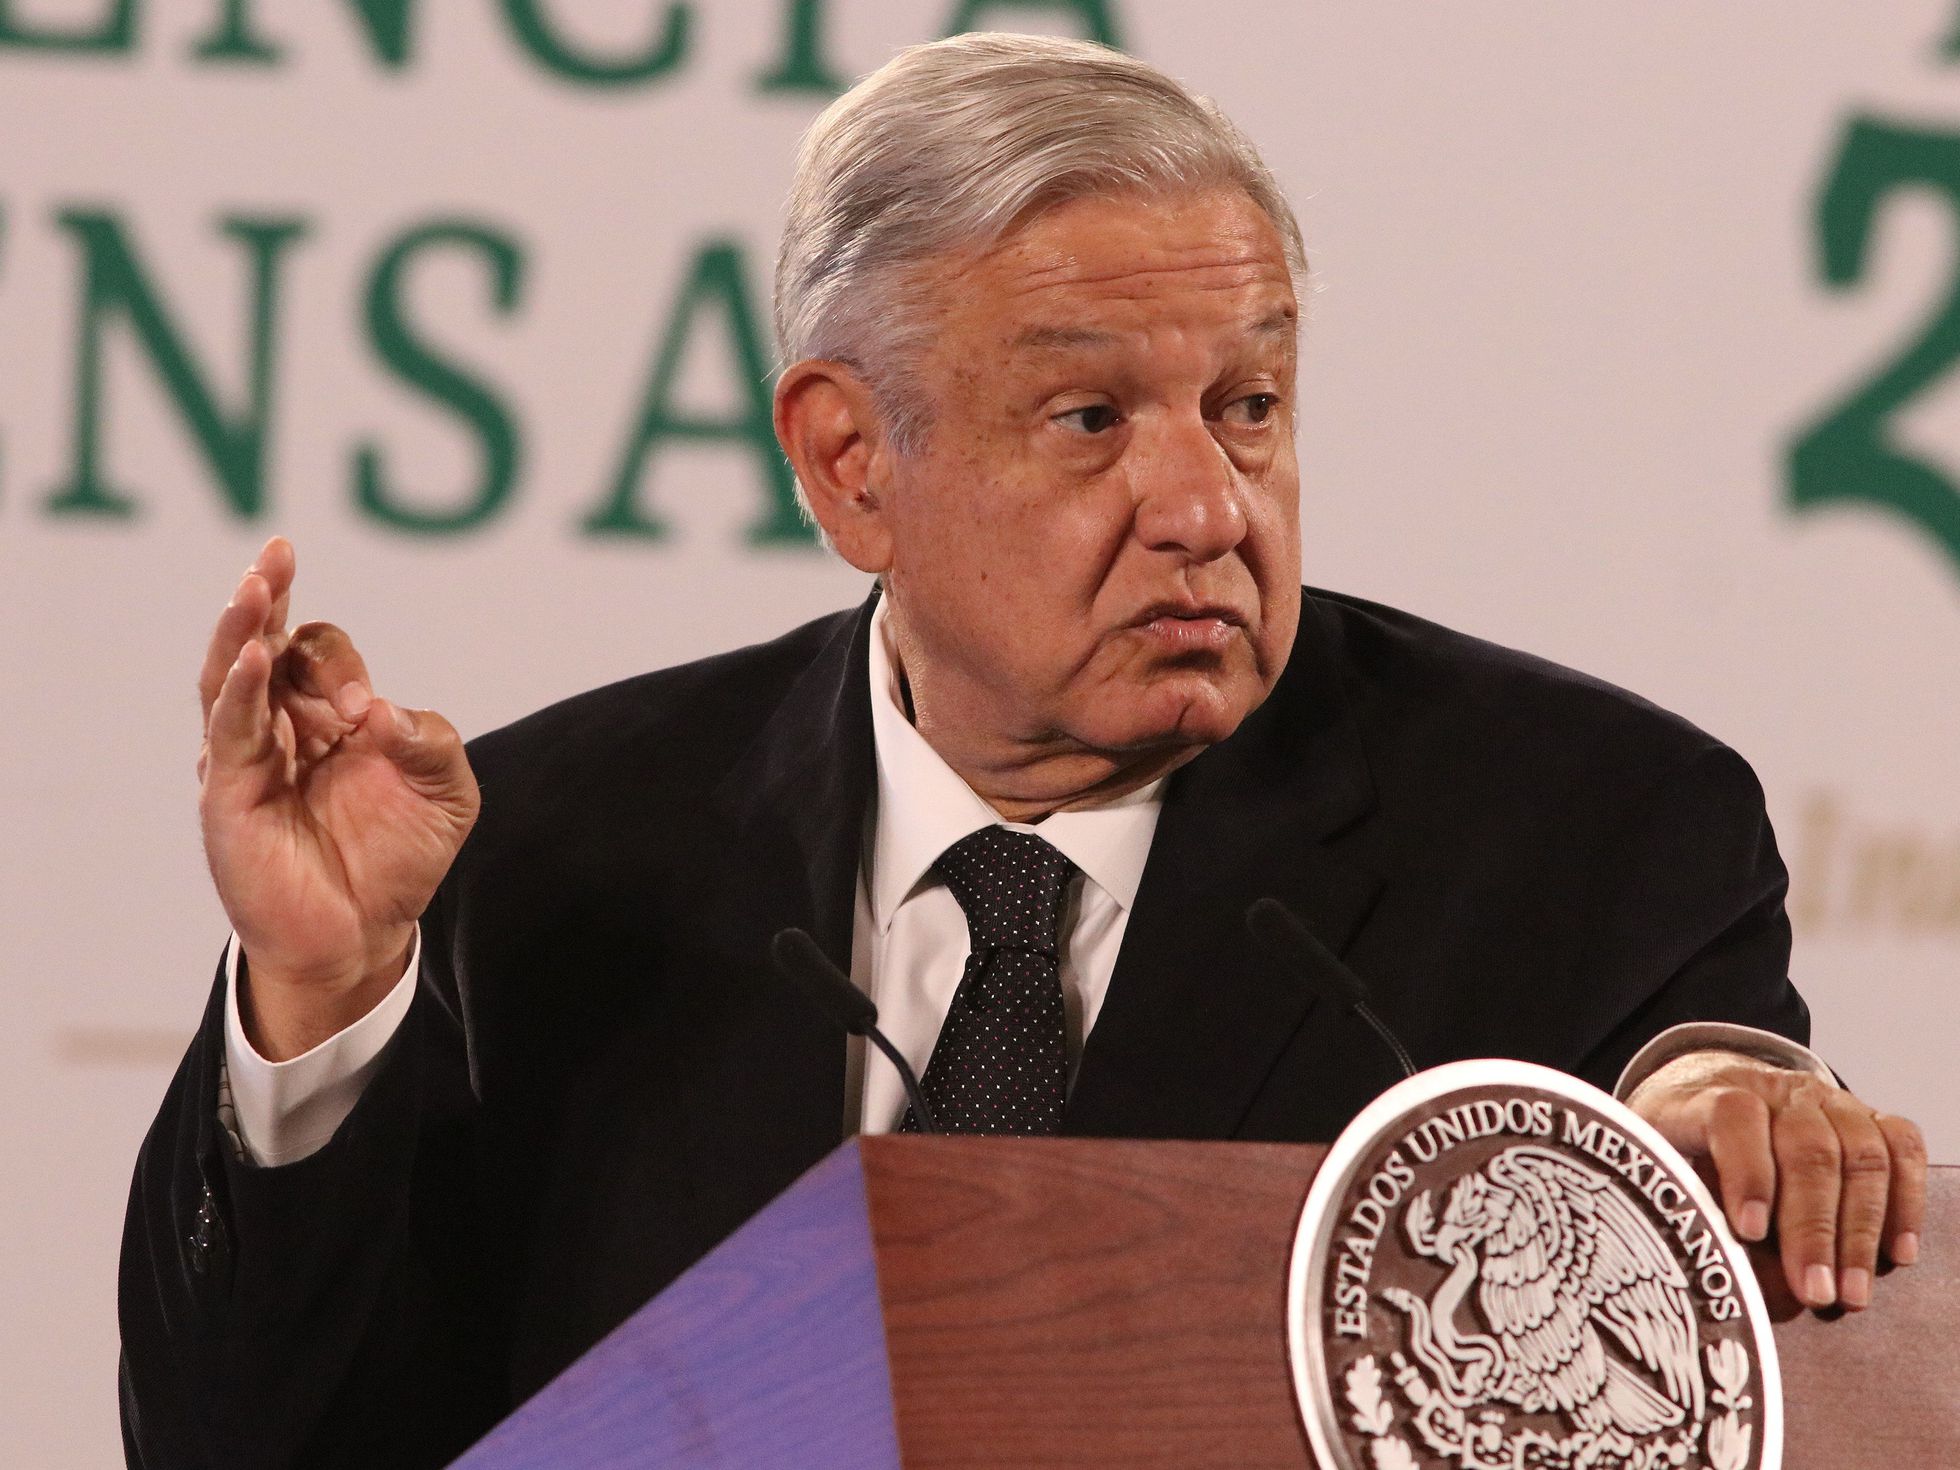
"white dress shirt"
849,596,1162,1133
220,928,420,1167
220,599,1829,1165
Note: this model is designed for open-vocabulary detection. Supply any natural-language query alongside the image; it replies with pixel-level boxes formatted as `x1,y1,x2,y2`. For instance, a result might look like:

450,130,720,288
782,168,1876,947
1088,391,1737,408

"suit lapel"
717,593,880,975
684,593,880,1200
1066,594,1386,1139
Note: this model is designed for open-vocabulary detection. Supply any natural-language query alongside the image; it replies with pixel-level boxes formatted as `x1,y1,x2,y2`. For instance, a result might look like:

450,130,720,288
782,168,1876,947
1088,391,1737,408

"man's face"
878,187,1303,769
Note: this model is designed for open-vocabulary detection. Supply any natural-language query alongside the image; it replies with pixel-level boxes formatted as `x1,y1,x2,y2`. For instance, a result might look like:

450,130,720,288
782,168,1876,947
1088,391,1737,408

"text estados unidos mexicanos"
1330,1098,1743,1337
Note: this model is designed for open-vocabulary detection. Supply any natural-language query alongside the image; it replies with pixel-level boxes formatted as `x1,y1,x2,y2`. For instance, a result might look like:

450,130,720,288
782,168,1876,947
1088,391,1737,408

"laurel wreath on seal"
1344,1355,1419,1470
1343,1343,1755,1470
1704,1339,1754,1470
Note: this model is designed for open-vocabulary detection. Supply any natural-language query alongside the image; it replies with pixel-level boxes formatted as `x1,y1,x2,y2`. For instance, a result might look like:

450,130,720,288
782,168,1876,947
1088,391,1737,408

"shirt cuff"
221,930,420,1168
1613,1020,1836,1103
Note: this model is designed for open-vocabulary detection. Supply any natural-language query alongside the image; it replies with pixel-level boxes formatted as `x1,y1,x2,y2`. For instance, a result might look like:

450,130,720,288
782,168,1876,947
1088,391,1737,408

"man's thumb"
367,697,473,799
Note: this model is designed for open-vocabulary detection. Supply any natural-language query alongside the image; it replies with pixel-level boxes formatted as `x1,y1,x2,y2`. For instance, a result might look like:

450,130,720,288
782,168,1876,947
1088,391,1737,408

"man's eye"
1054,404,1121,435
1223,393,1281,426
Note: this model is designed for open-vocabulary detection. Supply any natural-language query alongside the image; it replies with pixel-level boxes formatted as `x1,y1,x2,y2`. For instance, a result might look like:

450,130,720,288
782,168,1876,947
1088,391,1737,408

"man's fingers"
1772,1101,1843,1309
198,537,296,724
255,535,297,635
205,638,278,778
1877,1113,1928,1268
1636,1062,1929,1312
199,572,273,724
1824,1096,1891,1310
282,622,375,719
1702,1087,1775,1244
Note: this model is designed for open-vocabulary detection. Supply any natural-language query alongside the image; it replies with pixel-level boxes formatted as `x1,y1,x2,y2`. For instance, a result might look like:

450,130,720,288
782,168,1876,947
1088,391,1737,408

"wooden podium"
452,1138,1959,1468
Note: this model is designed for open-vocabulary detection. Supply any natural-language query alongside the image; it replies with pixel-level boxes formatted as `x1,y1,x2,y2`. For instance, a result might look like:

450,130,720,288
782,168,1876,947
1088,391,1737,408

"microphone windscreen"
1245,897,1370,1008
771,927,879,1036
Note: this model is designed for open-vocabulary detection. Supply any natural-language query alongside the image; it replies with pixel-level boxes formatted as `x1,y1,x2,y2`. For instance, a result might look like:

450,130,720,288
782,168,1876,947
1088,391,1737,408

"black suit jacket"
119,587,1808,1468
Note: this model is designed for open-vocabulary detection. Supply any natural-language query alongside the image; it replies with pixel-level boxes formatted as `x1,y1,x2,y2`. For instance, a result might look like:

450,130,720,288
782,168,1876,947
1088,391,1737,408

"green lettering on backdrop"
1789,116,1960,579
353,222,525,535
0,0,134,53
941,0,1121,47
48,211,307,520
587,239,807,543
192,0,417,66
758,0,1124,97
755,0,845,95
502,0,689,87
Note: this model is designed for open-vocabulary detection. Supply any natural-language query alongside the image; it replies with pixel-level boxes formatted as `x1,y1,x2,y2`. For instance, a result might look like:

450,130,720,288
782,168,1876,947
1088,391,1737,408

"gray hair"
774,32,1307,459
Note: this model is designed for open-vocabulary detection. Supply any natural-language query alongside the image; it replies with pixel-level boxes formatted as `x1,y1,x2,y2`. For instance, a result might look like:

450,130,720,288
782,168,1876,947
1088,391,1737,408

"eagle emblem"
1288,1062,1777,1470
1385,1146,1703,1443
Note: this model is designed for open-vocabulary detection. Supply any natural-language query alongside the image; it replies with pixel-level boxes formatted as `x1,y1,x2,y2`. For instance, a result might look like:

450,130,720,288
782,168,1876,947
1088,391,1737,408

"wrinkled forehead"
926,187,1300,355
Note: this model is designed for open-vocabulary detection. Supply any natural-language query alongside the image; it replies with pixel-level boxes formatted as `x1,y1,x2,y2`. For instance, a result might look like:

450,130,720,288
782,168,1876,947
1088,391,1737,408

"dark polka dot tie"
899,827,1077,1135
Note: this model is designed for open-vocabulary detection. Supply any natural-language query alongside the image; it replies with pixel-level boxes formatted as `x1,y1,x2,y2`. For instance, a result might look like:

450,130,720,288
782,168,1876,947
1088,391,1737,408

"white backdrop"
3,4,1956,1464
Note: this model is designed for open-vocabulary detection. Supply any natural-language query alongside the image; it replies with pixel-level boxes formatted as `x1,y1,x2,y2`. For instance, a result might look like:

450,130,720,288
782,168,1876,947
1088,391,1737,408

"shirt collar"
865,595,1164,933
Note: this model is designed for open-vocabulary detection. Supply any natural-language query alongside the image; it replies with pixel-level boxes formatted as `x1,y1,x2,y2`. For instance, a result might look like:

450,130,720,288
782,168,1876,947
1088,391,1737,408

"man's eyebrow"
1250,308,1298,339
1010,325,1124,353
1009,311,1297,354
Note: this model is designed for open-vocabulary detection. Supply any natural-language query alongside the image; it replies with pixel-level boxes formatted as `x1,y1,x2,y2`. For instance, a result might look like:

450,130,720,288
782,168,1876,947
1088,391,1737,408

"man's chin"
1079,676,1260,754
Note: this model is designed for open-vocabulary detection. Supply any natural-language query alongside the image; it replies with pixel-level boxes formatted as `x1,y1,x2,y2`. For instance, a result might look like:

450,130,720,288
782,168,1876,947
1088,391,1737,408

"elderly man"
121,33,1923,1469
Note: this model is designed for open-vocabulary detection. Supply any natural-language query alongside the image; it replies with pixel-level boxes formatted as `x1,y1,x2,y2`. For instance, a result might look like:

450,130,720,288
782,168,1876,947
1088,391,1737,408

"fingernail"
1841,1268,1871,1309
1804,1264,1836,1308
1738,1201,1769,1241
1895,1232,1920,1266
334,682,371,720
394,704,415,737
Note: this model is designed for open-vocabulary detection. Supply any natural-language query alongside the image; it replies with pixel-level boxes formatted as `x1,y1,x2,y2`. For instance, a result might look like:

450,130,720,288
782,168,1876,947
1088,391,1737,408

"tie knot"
934,827,1077,953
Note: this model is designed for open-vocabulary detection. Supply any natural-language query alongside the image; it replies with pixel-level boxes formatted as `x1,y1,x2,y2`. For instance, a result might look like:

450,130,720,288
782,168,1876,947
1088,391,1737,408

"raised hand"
198,536,479,1061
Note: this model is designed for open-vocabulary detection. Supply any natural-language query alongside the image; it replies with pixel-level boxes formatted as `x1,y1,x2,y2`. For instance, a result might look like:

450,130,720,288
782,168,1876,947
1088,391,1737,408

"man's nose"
1131,416,1249,562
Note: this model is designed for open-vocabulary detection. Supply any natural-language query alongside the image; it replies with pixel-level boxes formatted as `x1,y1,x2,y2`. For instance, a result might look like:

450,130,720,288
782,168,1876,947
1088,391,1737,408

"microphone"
770,927,939,1135
1245,897,1417,1080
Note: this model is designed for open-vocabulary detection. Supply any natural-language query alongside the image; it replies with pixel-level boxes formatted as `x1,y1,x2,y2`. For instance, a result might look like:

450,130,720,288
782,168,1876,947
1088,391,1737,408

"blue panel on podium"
452,1142,901,1469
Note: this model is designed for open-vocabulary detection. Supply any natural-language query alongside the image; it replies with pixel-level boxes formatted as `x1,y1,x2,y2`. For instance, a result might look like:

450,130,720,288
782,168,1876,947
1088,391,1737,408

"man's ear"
774,360,896,574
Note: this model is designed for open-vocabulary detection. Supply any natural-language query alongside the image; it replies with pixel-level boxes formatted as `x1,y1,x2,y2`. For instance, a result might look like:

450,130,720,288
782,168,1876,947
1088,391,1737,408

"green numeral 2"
1789,116,1960,577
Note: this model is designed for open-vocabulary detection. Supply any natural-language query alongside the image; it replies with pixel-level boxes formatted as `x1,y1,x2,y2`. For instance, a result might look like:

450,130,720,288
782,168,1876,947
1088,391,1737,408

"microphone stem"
868,1026,939,1134
1354,1001,1417,1079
